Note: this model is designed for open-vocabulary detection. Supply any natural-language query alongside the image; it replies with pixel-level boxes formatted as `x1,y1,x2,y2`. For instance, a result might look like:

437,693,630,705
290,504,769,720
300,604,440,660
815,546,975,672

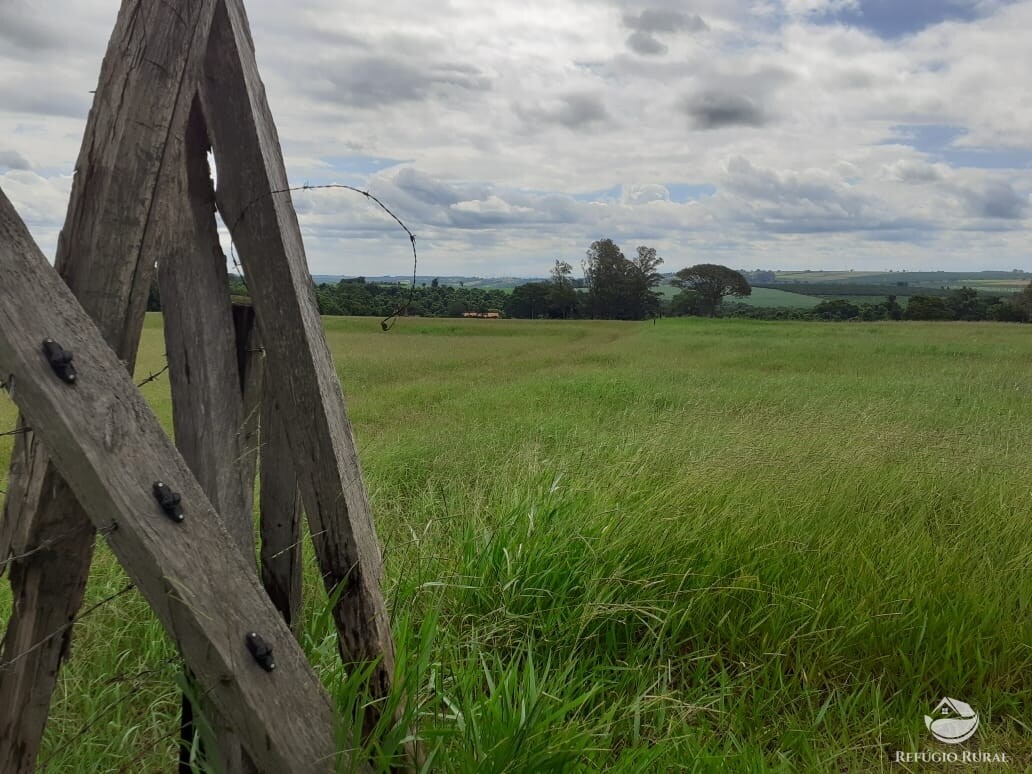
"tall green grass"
1,315,1030,771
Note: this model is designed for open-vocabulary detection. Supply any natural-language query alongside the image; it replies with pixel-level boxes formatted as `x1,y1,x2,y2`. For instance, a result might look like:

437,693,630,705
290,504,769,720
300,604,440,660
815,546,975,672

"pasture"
773,271,889,283
727,286,823,308
1,315,1030,771
655,284,824,308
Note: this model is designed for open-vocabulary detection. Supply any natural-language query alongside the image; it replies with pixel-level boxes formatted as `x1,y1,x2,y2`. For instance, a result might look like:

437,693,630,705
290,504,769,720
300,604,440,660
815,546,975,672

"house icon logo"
925,697,980,744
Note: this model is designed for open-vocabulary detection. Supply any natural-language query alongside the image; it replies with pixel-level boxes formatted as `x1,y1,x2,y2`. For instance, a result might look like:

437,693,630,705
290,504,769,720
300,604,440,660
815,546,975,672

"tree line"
507,239,667,320
717,286,1032,323
147,237,744,322
505,239,751,320
313,276,510,318
144,238,1031,324
148,275,511,318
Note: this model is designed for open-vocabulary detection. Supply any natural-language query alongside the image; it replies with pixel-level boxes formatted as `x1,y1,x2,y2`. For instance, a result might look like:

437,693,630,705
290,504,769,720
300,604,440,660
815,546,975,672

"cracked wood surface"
0,186,361,773
200,0,406,749
156,96,257,774
0,2,223,769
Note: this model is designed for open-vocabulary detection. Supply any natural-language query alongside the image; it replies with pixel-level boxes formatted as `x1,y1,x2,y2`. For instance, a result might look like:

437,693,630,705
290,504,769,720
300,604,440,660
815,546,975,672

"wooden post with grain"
0,0,415,770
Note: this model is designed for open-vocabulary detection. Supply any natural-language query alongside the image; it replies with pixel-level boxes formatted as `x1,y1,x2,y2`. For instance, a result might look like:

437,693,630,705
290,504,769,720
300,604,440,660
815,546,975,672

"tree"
583,239,664,320
584,239,631,319
858,302,887,321
672,264,751,316
814,299,860,321
904,295,952,320
228,275,250,300
628,246,664,319
505,282,552,318
948,287,980,321
885,294,903,320
987,300,1025,322
1014,282,1032,322
670,289,701,316
549,259,578,319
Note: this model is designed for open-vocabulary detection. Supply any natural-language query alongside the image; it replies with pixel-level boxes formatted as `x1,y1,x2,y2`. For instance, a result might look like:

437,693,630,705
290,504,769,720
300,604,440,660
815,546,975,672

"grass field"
2,315,1031,771
656,284,824,308
730,287,823,308
772,271,1032,287
772,271,889,283
963,280,1028,292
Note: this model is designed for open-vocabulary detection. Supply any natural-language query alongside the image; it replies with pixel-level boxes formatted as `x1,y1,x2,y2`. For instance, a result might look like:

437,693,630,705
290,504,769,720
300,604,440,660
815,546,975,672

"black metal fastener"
42,339,76,384
152,482,184,523
246,632,275,672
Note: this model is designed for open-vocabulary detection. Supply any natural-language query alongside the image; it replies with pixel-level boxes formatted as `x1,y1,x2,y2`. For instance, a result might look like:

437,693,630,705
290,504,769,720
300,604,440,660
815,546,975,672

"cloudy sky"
1,0,1031,277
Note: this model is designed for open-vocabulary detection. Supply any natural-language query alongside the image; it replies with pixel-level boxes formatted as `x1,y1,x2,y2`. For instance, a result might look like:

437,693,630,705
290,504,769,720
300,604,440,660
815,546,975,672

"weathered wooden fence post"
156,96,259,774
0,0,419,769
200,0,410,747
260,394,305,633
0,1,221,767
0,188,367,773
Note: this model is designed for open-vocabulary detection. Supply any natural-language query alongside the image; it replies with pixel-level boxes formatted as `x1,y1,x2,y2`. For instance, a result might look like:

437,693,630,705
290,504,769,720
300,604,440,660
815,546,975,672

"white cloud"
621,184,671,205
782,0,859,17
0,0,1029,275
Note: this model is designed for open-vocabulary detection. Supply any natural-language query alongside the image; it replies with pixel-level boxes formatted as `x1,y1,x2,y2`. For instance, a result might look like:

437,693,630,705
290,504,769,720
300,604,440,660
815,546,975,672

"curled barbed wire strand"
222,183,418,331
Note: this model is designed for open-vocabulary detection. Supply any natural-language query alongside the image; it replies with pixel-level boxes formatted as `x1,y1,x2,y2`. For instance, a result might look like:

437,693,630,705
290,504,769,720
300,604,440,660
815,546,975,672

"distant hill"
311,275,545,290
309,270,1031,295
768,270,1032,290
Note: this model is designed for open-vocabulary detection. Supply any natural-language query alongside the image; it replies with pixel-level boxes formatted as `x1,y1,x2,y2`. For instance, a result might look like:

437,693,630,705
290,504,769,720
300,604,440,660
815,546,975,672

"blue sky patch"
811,0,995,39
884,124,1032,170
944,147,1032,170
301,154,406,186
282,155,408,187
324,155,407,175
890,123,967,153
571,183,716,203
666,183,717,203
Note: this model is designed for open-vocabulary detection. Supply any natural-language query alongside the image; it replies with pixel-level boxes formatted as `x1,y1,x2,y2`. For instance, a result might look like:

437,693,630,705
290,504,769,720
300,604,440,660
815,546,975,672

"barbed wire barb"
136,361,170,388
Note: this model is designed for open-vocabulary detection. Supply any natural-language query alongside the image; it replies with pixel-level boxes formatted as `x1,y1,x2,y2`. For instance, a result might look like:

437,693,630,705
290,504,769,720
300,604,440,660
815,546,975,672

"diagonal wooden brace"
201,0,410,750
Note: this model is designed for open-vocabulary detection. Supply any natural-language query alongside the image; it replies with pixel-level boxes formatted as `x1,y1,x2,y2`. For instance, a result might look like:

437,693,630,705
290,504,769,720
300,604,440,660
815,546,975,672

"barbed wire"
37,657,180,772
0,358,167,503
222,183,418,331
0,579,134,673
136,361,170,388
0,522,118,576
